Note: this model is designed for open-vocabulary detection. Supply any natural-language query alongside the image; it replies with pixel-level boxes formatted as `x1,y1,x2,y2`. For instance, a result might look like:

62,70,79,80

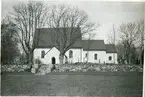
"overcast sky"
2,0,144,43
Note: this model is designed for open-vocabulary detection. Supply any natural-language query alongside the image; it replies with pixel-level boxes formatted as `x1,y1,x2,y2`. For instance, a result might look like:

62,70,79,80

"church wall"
33,47,60,64
65,48,83,63
106,53,118,64
83,51,106,63
33,47,118,64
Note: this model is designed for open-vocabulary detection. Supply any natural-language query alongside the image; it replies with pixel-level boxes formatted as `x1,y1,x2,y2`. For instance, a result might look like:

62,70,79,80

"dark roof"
82,40,106,51
33,28,117,53
33,27,82,48
71,40,82,48
106,44,117,53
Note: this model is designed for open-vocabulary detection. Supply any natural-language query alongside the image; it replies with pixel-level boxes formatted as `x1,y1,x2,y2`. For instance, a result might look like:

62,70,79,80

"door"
52,57,56,64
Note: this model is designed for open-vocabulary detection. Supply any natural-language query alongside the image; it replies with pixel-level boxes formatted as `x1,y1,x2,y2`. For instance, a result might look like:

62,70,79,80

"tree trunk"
87,51,89,62
140,49,144,65
28,51,33,66
59,53,64,65
129,56,131,64
126,54,130,64
128,45,132,64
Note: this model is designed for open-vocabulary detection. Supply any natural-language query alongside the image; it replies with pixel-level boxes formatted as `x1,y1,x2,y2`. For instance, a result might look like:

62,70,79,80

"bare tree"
116,42,126,64
137,20,144,65
47,4,96,64
85,33,96,62
107,24,116,44
11,1,49,65
119,22,140,64
107,24,116,64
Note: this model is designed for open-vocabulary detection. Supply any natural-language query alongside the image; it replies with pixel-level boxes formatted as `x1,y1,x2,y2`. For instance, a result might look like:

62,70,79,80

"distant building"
33,28,118,64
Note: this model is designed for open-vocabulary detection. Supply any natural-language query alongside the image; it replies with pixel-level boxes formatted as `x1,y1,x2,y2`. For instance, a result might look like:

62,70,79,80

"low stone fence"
53,63,143,72
1,65,30,72
1,63,143,73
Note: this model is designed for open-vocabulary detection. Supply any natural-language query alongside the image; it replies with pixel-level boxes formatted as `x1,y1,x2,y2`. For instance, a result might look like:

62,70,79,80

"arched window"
69,50,73,58
41,50,45,58
109,56,112,60
94,54,97,60
85,53,88,58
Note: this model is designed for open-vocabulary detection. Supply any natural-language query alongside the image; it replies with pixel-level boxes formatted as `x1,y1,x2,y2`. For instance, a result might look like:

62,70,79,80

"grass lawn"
1,72,143,96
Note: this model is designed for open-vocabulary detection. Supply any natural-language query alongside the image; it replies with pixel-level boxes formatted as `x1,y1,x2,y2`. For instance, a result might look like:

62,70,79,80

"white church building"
33,28,118,64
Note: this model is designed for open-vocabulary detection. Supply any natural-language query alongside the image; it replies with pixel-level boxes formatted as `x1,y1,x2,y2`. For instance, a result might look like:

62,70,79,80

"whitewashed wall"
106,53,118,64
65,48,83,63
83,51,106,63
33,47,118,64
33,47,60,64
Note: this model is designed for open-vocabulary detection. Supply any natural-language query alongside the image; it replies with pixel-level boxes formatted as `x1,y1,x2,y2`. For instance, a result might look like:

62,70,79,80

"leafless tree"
85,33,96,62
119,22,141,64
47,4,96,64
107,24,116,64
107,24,116,44
116,42,126,64
137,20,144,65
11,1,49,65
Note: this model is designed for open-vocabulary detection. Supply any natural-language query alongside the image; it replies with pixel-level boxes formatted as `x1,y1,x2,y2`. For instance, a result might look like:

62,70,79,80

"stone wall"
1,65,30,72
53,63,143,72
1,63,143,73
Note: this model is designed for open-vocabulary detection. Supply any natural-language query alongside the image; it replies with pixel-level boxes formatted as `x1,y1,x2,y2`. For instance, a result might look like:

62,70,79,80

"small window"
94,54,97,60
85,53,88,58
109,56,112,60
41,50,45,58
69,50,73,58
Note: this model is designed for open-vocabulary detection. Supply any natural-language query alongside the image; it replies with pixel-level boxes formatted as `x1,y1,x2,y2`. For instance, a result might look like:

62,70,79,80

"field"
1,72,143,96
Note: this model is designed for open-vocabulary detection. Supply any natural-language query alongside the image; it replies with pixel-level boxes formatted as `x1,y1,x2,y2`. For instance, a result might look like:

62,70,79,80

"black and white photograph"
1,0,144,96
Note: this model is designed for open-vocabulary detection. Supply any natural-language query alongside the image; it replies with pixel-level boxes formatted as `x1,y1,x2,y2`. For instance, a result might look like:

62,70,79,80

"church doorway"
52,57,56,64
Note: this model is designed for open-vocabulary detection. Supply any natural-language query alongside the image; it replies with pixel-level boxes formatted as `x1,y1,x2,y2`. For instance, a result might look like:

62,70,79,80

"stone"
31,68,36,73
34,64,38,69
49,64,53,68
70,69,75,72
82,69,87,72
46,68,51,73
95,67,101,71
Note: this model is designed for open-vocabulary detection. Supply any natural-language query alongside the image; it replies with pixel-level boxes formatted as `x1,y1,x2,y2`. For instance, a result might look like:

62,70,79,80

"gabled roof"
82,40,106,51
106,44,117,53
33,27,82,48
33,28,117,53
71,40,82,48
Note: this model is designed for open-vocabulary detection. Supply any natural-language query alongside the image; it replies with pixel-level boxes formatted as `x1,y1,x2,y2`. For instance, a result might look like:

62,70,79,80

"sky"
1,0,145,43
